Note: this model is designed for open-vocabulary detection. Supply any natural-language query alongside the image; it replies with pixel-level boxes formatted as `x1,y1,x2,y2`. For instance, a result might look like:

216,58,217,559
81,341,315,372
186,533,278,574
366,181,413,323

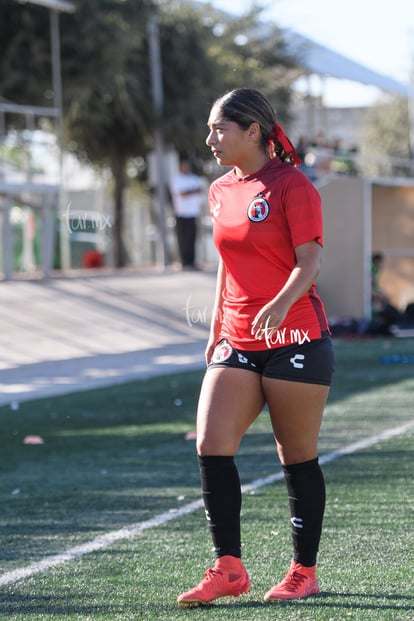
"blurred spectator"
295,135,360,180
295,136,308,162
330,140,359,175
369,252,403,334
305,133,332,171
170,157,204,269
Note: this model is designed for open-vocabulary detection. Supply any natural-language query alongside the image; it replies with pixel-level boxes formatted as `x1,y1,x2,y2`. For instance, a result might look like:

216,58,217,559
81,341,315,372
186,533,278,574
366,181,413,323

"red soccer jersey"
209,157,330,350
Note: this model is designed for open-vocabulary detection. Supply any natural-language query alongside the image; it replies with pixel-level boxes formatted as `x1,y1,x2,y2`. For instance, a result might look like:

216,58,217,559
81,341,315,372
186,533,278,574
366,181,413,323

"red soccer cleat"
264,560,319,601
177,555,251,607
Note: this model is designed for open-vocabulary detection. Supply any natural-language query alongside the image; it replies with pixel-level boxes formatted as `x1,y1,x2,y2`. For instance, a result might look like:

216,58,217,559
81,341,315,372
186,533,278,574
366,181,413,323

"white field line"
1,420,413,588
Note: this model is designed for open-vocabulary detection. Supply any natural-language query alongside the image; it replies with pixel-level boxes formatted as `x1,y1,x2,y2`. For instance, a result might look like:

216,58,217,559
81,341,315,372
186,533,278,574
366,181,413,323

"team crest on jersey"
247,194,269,222
212,341,233,363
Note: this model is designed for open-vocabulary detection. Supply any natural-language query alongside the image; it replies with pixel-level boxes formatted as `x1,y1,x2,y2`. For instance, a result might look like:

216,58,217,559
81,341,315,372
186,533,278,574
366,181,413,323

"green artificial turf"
0,337,413,620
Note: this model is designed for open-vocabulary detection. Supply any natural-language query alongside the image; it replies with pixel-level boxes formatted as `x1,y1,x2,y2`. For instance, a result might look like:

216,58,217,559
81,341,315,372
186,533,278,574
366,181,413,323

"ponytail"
269,123,301,167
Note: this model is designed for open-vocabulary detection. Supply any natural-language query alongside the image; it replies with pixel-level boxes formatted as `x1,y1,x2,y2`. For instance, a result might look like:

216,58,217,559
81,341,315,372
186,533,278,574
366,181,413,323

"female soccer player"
177,88,335,606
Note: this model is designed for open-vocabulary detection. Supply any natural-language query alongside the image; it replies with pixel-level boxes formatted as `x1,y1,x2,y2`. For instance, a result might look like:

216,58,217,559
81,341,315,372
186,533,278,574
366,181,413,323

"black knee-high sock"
283,457,326,567
198,455,242,558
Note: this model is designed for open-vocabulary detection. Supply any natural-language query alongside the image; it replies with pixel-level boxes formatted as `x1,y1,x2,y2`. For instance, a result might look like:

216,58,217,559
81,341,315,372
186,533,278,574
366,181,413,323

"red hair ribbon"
269,123,301,167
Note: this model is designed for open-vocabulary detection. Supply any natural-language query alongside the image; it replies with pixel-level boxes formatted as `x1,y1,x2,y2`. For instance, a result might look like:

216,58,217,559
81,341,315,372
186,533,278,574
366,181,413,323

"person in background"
177,88,335,607
370,252,402,334
170,157,204,269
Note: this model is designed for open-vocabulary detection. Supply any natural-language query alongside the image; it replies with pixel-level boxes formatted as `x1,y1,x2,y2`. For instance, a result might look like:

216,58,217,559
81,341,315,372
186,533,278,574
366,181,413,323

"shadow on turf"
315,591,414,611
1,592,412,617
168,591,414,614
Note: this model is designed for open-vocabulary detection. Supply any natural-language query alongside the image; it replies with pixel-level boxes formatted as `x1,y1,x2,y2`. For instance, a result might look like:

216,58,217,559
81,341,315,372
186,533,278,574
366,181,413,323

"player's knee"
197,435,238,456
277,443,318,466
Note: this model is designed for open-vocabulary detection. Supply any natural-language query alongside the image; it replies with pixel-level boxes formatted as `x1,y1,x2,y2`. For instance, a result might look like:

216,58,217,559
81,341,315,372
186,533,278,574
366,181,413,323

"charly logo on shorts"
290,354,305,369
212,341,233,363
247,194,270,222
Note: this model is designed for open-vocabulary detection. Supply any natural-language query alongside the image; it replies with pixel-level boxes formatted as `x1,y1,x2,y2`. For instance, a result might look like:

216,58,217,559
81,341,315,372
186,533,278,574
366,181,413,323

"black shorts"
208,332,335,386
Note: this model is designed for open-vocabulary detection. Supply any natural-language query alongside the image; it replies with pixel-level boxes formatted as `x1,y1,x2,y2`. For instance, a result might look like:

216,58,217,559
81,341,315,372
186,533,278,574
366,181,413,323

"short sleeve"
281,172,323,247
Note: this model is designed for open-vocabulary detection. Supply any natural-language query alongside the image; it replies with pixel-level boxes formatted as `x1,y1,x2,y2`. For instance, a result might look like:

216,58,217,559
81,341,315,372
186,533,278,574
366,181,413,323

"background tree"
159,3,297,161
0,1,51,110
0,0,154,267
60,0,154,267
1,0,298,268
362,95,411,177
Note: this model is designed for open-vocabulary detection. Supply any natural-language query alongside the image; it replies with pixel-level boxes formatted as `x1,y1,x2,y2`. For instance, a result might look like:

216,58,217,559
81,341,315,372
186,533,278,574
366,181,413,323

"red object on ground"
83,251,104,268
